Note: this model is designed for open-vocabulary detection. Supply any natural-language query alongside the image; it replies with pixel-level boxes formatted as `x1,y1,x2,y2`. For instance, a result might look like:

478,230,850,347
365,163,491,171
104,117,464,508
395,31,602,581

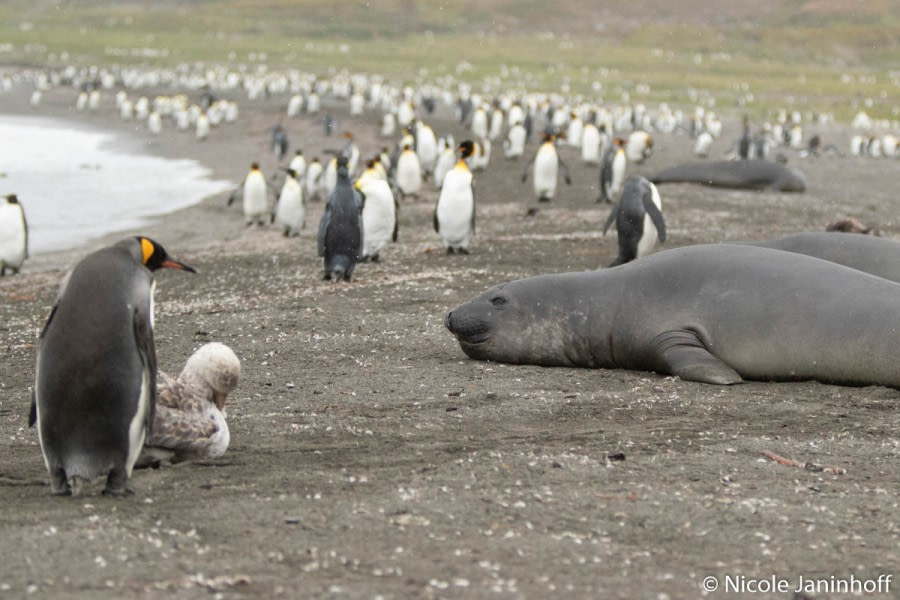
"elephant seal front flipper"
651,329,743,385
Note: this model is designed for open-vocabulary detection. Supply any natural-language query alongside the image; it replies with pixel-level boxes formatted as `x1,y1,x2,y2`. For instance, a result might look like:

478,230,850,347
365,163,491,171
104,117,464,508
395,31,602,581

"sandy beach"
0,81,898,599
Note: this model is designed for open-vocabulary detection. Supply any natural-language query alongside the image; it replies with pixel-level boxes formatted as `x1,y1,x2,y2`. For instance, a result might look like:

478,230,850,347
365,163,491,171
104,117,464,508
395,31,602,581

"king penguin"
602,175,666,267
356,161,398,262
0,194,28,275
598,138,626,203
31,237,195,496
434,141,476,254
317,156,363,282
521,133,572,215
228,163,269,226
273,168,305,237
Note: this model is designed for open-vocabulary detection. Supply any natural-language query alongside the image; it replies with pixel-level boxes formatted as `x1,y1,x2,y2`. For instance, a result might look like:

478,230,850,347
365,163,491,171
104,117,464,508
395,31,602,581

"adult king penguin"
273,168,305,237
356,161,398,262
521,133,572,216
32,237,195,496
602,175,666,267
0,194,28,275
434,141,476,254
317,156,364,282
228,163,269,226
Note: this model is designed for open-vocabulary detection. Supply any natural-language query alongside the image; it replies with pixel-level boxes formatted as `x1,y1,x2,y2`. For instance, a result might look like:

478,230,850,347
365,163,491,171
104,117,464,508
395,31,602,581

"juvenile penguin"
273,168,305,237
0,194,28,275
598,138,626,203
137,342,241,467
271,124,289,161
32,237,195,496
522,133,572,214
602,175,666,267
434,141,476,254
317,156,364,281
356,161,398,262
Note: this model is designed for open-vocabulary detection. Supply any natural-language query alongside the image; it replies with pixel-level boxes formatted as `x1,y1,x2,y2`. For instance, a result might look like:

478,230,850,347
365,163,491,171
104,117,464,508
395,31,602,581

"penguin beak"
161,258,197,273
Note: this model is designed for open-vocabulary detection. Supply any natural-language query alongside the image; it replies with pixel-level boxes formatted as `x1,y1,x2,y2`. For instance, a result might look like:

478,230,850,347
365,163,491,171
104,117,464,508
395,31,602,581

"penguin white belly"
506,127,526,158
275,180,304,235
533,147,559,199
361,183,396,257
436,172,474,248
581,128,601,163
636,213,659,258
243,173,268,222
434,151,456,188
0,204,26,269
396,154,422,195
611,154,626,196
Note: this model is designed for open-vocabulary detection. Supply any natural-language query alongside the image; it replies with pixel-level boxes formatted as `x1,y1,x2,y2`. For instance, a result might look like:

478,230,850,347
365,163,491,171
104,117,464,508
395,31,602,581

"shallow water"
0,115,233,254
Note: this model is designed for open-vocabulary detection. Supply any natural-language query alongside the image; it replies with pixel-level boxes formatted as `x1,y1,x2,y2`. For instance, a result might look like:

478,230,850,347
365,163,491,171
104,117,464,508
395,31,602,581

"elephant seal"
730,232,900,283
651,160,806,192
445,244,900,387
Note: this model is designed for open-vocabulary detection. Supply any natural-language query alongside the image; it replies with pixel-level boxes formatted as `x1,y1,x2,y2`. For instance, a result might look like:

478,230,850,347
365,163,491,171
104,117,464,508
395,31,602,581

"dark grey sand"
0,84,898,599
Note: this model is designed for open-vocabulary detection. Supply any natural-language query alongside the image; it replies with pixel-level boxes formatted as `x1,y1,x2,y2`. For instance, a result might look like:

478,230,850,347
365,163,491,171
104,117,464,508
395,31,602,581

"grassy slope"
0,0,897,120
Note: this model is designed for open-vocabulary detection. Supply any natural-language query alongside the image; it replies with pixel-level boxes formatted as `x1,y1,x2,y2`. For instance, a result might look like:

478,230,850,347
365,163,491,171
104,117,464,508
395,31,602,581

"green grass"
0,0,897,122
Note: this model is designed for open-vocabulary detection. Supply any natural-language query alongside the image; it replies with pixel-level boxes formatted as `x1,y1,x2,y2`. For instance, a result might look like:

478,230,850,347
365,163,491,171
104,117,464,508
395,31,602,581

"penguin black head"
336,155,350,169
132,237,197,273
250,162,260,171
280,167,297,178
458,140,475,159
4,194,18,204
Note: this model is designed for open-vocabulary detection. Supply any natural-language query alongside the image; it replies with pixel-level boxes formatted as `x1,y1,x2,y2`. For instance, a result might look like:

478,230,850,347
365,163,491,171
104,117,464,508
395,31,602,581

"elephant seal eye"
490,296,507,307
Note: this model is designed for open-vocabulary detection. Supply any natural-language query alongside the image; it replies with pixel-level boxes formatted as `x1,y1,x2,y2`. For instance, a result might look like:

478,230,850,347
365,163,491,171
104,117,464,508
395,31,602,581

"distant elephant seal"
445,244,900,387
730,232,900,283
651,160,805,192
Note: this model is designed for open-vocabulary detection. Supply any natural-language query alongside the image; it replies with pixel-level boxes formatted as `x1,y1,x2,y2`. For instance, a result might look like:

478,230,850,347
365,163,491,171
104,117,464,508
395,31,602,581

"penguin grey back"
317,157,363,282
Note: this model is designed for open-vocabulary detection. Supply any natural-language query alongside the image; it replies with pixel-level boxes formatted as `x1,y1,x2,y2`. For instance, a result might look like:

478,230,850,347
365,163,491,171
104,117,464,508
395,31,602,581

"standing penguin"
271,124,290,161
317,156,363,282
598,138,626,203
434,141,476,254
32,237,195,496
288,149,307,180
602,175,666,267
0,194,28,275
273,168,305,237
305,157,324,202
228,163,269,226
356,161,398,262
521,133,572,215
394,144,423,200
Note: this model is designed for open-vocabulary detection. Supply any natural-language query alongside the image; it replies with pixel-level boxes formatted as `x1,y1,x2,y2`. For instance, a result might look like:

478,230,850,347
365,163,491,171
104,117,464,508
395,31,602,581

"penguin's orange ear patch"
140,238,154,265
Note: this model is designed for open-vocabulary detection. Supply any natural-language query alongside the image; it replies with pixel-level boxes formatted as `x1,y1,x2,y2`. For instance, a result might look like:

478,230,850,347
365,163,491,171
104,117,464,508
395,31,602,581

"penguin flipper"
316,206,331,257
392,200,400,242
558,157,572,185
602,203,620,236
28,392,36,427
432,201,440,233
133,305,158,434
642,192,667,243
470,179,476,235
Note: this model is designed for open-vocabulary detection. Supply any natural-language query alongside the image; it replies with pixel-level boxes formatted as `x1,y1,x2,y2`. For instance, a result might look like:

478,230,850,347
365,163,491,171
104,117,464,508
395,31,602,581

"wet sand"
0,82,898,599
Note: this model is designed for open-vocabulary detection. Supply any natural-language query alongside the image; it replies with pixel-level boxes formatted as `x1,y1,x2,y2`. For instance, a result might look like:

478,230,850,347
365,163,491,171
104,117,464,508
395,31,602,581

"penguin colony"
3,62,898,496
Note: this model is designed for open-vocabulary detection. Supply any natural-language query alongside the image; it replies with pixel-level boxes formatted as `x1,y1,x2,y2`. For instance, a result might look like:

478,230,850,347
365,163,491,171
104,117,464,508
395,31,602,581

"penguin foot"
458,248,470,255
538,196,551,203
446,247,455,255
323,272,332,281
525,208,539,217
102,485,135,497
342,273,352,282
371,254,380,263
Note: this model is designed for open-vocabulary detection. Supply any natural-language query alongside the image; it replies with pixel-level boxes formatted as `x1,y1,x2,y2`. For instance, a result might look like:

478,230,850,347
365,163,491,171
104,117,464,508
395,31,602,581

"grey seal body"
32,237,194,496
651,160,806,192
317,156,363,281
445,244,900,388
729,232,900,284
